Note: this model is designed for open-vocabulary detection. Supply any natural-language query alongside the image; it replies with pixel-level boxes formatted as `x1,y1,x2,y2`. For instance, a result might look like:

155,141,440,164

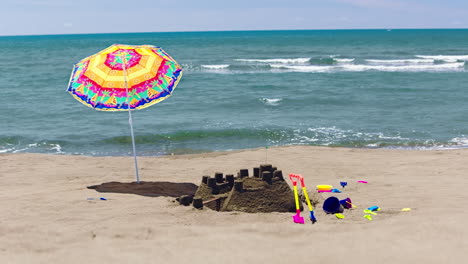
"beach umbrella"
66,44,183,183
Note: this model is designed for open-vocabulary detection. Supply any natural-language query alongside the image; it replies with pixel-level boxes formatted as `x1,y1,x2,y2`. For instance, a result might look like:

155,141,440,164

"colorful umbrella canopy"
66,44,183,182
67,44,182,111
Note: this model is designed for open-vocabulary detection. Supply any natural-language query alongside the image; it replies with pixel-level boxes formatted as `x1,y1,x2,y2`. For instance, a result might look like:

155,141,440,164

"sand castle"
179,164,302,213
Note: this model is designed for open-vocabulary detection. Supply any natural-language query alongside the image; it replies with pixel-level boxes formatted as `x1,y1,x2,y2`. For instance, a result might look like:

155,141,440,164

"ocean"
1,29,468,156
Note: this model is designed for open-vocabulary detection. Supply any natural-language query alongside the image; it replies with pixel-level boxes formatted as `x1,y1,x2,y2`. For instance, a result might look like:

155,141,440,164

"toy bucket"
323,196,344,214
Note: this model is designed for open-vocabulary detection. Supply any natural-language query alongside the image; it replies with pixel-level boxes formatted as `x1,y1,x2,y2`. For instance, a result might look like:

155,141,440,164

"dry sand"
1,146,467,263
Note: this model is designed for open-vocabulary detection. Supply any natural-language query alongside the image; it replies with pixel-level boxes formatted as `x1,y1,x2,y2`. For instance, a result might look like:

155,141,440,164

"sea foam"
341,62,465,72
415,55,468,62
269,62,464,72
450,137,468,147
366,59,434,65
260,98,283,106
270,64,334,72
235,58,310,64
0,147,15,153
335,58,355,63
201,64,230,69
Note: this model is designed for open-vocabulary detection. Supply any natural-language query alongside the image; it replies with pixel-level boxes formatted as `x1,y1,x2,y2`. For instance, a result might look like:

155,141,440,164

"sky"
0,0,467,36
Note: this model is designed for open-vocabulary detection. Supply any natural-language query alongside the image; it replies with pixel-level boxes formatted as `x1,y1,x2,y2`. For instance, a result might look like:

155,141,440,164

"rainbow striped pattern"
67,44,183,111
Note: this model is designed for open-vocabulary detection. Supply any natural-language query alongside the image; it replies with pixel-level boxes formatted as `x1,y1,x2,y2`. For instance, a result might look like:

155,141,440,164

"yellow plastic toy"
363,209,377,215
316,185,333,191
363,215,373,221
335,213,345,219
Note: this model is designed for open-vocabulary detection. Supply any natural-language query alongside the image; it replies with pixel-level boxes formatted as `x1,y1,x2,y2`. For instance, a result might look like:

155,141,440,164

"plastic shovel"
290,175,305,224
301,182,317,223
290,174,317,224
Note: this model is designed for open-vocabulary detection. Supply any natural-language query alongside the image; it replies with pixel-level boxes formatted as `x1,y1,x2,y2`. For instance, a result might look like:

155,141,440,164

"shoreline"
3,141,468,158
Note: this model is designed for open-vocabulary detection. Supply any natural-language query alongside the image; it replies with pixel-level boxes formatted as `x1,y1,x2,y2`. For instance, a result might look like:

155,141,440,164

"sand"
1,146,467,263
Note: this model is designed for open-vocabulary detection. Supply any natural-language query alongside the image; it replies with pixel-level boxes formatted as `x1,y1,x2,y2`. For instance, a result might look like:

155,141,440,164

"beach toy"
316,185,333,193
340,181,348,188
322,196,344,214
317,185,333,191
344,199,357,208
335,213,345,219
331,188,342,193
357,180,368,183
340,198,353,209
86,197,107,201
401,208,412,212
300,178,317,224
290,174,304,224
363,214,373,221
289,174,317,224
363,209,377,215
363,208,377,221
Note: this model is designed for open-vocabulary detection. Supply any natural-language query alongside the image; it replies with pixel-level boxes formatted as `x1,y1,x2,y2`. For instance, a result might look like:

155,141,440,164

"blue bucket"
323,196,344,214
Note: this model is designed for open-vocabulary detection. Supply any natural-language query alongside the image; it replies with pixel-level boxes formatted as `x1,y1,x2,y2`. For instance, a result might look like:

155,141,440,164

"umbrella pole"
121,54,140,183
128,109,140,183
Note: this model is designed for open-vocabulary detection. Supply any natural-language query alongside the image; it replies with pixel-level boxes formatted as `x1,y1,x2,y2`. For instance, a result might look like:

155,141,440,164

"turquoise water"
1,29,468,155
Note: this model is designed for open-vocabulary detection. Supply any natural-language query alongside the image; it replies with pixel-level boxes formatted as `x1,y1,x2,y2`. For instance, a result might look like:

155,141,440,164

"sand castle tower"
188,164,302,213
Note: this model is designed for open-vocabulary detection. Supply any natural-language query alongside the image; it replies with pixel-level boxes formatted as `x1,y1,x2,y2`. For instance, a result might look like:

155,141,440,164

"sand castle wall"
192,164,302,213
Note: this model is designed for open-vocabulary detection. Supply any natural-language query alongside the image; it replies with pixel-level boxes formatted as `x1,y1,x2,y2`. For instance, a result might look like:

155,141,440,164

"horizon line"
1,27,468,38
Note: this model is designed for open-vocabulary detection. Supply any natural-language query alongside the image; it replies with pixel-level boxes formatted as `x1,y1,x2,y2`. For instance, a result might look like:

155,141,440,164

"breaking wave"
201,64,230,69
196,55,465,73
260,98,283,106
270,64,333,72
235,58,311,64
415,55,468,63
366,59,434,65
269,62,464,72
339,62,464,72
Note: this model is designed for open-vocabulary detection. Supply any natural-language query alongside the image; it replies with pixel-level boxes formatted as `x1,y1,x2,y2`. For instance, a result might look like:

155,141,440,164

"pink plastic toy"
357,180,368,183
